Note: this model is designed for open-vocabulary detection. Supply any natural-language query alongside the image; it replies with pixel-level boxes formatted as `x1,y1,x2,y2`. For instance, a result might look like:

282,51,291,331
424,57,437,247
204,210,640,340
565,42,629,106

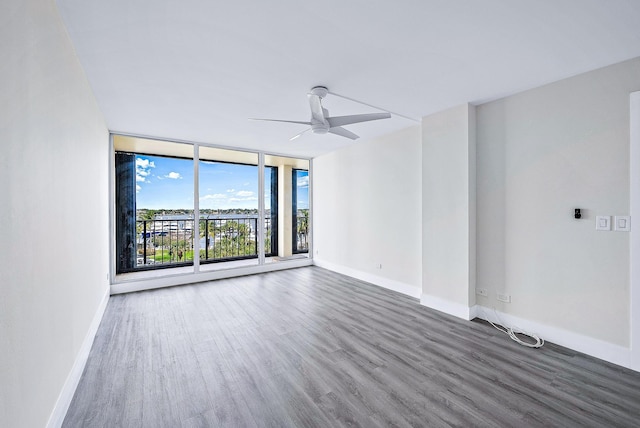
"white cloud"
165,172,182,179
297,175,309,188
236,190,254,197
226,189,235,193
136,158,155,169
200,193,227,200
136,157,155,183
136,184,141,193
229,196,258,202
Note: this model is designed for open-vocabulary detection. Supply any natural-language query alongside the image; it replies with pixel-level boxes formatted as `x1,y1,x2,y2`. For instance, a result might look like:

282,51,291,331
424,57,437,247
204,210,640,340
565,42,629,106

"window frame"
292,168,309,255
109,133,312,286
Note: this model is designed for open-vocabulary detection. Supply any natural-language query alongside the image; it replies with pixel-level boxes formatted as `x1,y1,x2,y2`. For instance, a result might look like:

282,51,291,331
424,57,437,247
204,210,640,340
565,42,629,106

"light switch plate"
596,216,611,231
614,215,631,232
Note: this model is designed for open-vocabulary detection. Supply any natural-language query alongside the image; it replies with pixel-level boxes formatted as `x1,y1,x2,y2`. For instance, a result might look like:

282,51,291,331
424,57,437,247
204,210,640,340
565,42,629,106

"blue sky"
294,170,309,210
136,155,308,210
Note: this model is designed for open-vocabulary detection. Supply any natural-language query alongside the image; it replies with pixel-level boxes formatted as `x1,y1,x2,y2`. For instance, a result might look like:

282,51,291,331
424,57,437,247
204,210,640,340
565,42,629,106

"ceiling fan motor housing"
311,123,329,134
310,86,329,98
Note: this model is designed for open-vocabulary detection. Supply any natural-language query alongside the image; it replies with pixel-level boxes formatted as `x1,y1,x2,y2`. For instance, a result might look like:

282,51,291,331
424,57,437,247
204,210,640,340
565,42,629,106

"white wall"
476,57,640,347
421,104,477,319
0,1,109,427
631,91,640,370
313,125,422,298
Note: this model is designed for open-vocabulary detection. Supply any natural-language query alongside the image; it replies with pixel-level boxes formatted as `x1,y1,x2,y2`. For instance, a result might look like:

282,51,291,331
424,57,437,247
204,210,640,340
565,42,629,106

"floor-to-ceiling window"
265,164,278,257
292,168,309,254
113,135,310,281
263,155,310,263
198,146,260,271
115,137,195,274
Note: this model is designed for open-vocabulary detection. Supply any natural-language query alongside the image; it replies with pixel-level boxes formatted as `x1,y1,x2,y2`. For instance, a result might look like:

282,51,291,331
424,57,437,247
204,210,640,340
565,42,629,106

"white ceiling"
56,0,640,158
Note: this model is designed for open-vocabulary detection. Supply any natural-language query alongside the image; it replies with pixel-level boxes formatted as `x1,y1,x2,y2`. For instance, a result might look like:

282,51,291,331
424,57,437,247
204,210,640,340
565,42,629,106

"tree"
142,209,157,221
297,209,309,251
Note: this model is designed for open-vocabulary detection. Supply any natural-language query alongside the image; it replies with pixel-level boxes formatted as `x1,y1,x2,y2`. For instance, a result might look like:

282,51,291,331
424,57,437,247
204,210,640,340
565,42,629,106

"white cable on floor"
482,308,544,348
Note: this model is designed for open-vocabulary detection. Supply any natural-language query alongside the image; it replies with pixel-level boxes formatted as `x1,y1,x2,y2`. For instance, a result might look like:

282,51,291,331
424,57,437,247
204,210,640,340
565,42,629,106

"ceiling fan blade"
326,112,391,127
290,128,312,141
307,94,326,123
328,126,359,140
249,118,312,125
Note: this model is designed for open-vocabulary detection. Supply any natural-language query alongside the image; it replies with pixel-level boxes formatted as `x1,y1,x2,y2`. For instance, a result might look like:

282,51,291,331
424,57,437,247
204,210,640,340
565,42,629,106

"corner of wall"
473,305,633,370
314,259,422,299
630,91,640,371
420,293,476,321
421,103,476,309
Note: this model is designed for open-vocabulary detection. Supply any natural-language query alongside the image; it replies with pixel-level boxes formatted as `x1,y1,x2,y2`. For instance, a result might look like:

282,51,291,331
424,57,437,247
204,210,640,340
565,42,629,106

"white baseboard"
473,305,634,371
313,259,422,299
111,258,313,294
46,289,110,428
420,293,477,321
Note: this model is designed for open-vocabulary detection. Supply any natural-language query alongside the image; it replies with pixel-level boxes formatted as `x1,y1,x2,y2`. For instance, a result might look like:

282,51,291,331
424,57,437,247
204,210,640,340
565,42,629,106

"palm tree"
297,209,309,251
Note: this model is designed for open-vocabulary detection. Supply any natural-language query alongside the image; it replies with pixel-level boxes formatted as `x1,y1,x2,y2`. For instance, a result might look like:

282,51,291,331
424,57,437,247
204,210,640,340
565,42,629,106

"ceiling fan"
250,86,391,141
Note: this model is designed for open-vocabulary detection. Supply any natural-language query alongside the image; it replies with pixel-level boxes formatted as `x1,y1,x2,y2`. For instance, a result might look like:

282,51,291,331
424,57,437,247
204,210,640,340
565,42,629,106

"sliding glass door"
198,146,259,271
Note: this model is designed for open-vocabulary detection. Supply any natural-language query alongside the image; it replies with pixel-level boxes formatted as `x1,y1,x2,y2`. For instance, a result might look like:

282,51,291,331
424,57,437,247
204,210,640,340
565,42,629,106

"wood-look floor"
64,267,640,427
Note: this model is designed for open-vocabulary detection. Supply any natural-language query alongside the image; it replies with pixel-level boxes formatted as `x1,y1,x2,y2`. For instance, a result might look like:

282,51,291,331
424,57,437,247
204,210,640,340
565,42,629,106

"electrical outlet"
497,293,511,303
476,288,488,297
376,263,382,269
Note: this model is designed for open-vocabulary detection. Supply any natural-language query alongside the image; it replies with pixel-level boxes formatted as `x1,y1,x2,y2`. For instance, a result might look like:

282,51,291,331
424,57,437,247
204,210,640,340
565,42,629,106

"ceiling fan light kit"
250,86,391,141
